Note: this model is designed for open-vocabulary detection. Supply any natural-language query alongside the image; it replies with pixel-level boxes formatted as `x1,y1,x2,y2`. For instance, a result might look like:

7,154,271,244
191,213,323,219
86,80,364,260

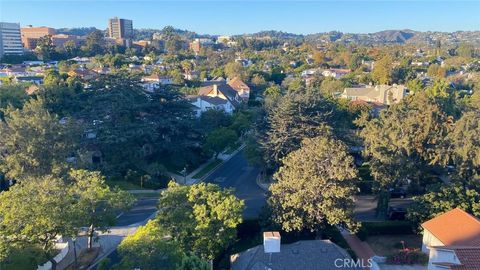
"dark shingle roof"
231,240,359,270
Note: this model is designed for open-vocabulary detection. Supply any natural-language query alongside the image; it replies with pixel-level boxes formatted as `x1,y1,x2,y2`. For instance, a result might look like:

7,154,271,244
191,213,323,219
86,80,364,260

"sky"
1,1,479,35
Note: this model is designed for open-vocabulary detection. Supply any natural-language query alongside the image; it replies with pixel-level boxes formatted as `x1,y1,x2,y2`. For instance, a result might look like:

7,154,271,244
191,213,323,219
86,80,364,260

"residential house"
188,82,241,116
421,208,480,270
301,68,319,78
231,231,360,270
341,84,408,105
141,73,173,92
69,57,91,65
67,68,98,80
227,77,250,101
0,65,30,77
14,76,43,84
412,60,430,67
235,58,252,67
322,68,351,79
187,95,234,117
184,70,200,80
189,38,214,54
362,60,375,71
92,66,110,75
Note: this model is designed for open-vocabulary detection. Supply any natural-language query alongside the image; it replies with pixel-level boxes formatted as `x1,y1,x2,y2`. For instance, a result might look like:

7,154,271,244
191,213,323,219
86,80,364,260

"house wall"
190,98,233,117
422,230,444,253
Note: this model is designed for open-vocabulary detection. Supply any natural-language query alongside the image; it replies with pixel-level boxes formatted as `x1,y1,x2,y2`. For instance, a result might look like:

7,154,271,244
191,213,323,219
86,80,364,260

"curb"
189,144,246,184
255,173,270,192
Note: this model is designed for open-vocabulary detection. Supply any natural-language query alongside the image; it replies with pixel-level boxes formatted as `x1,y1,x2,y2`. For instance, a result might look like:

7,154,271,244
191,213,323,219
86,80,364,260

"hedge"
357,221,415,240
323,225,357,260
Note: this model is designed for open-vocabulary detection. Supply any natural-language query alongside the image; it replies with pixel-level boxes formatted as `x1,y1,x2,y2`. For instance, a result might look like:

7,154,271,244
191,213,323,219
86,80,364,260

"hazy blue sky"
1,1,479,35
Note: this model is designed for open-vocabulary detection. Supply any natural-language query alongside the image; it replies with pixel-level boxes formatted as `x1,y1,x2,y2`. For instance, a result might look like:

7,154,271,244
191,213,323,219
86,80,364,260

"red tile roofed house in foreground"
421,208,480,270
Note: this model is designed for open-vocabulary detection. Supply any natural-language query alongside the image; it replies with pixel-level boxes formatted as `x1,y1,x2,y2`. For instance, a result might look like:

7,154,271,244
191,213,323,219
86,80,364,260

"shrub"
237,219,261,239
97,258,111,270
356,221,414,239
386,249,428,265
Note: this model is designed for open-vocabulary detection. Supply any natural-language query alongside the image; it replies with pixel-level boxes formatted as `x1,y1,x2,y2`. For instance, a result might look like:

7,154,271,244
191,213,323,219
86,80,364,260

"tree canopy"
157,182,244,260
269,136,359,233
0,98,78,180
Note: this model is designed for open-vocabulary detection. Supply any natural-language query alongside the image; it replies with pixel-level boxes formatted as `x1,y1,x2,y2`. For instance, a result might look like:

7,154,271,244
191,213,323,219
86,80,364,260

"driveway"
204,150,266,219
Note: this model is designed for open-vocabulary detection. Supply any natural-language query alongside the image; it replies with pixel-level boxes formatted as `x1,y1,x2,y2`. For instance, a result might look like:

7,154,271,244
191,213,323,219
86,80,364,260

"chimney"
213,84,219,96
263,231,281,253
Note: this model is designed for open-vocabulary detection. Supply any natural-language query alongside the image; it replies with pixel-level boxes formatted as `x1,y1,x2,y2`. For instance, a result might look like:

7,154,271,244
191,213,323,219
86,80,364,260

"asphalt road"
89,197,159,270
115,197,158,226
354,195,414,221
205,150,266,219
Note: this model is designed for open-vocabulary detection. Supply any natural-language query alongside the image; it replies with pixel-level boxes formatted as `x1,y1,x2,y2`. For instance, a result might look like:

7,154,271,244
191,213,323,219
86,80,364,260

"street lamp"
180,166,187,184
72,237,78,268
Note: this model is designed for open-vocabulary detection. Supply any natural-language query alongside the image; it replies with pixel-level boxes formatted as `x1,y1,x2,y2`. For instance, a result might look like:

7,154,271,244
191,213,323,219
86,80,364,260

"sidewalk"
340,231,375,269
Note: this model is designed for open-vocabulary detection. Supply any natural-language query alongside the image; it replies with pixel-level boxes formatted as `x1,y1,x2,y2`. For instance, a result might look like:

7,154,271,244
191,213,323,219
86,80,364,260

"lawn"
192,159,222,179
106,180,145,190
366,234,422,257
1,245,51,270
224,142,242,155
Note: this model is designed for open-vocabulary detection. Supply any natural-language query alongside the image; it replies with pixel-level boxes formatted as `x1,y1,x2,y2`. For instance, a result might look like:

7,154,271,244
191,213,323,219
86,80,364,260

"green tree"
83,30,105,56
116,220,182,270
269,136,359,234
446,111,480,182
407,183,480,229
262,88,334,167
0,98,77,180
69,169,135,249
425,79,451,98
177,254,210,270
157,182,244,260
224,61,246,80
427,64,446,79
63,40,79,58
405,79,423,93
0,176,77,270
0,84,29,112
44,69,67,86
35,35,56,61
457,43,475,58
204,127,238,158
312,51,325,65
264,84,282,97
348,53,363,70
320,77,344,96
372,54,394,84
357,93,450,217
73,71,195,176
199,109,232,132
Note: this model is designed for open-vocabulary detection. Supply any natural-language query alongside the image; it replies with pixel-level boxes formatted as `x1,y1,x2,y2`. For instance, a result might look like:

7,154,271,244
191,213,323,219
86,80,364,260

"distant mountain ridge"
53,27,480,46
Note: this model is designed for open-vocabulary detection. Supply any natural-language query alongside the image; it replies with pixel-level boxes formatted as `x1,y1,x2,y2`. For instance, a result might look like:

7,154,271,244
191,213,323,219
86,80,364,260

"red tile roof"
451,247,480,270
227,77,250,92
422,208,480,246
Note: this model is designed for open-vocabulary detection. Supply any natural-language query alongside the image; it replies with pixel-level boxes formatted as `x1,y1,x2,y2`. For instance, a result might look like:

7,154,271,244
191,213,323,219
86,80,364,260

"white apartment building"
0,22,24,58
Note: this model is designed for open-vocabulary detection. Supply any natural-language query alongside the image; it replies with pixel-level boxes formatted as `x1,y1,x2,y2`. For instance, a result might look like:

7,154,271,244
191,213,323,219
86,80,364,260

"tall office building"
108,17,133,39
21,26,56,49
0,22,24,59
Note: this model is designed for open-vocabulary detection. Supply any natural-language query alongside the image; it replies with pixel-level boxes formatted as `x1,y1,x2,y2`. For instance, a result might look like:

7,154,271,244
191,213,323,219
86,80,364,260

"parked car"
389,188,407,198
388,207,407,220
